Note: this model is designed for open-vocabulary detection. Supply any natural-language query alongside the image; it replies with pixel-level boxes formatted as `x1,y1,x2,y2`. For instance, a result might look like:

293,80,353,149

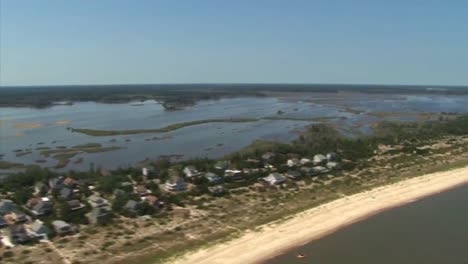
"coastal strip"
169,166,468,264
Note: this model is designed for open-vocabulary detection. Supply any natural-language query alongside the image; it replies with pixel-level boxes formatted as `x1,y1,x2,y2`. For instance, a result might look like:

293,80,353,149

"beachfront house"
313,166,330,174
165,176,187,192
208,185,226,196
8,224,32,244
204,172,222,184
287,158,300,167
327,152,338,162
263,173,286,186
52,220,73,236
313,154,327,165
224,169,243,182
30,220,51,240
326,161,341,170
286,170,302,180
183,166,202,179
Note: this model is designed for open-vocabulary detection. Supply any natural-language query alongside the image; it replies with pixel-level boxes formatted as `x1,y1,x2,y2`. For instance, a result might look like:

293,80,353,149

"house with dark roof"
67,199,85,211
8,224,32,244
0,217,8,228
31,200,53,216
59,187,73,200
0,199,16,215
286,170,302,180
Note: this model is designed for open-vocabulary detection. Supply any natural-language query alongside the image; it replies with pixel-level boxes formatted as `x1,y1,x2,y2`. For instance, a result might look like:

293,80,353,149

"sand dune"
170,166,468,264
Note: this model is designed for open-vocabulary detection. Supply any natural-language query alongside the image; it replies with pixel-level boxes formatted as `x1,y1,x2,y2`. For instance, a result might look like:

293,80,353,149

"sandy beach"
170,166,468,264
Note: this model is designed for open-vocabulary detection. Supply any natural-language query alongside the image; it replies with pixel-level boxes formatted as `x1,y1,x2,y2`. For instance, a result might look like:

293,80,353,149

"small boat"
297,254,306,259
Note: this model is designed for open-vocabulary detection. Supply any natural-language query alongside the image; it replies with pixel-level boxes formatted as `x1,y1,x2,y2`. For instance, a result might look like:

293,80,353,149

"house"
48,177,64,190
30,220,50,240
204,172,222,184
31,199,53,216
313,154,327,165
59,187,73,200
67,200,85,211
0,217,8,228
145,195,162,208
326,161,341,170
0,199,16,215
261,152,276,162
263,173,286,186
10,212,29,223
88,207,110,225
87,194,110,209
142,167,149,177
300,158,312,165
208,185,226,196
214,160,230,170
300,166,315,176
134,185,150,196
313,166,330,174
63,177,76,187
183,166,202,178
224,169,243,182
287,158,300,167
165,176,186,192
246,158,260,164
120,182,134,192
52,220,73,236
8,224,31,244
34,182,49,195
124,200,139,216
327,152,338,162
286,170,302,180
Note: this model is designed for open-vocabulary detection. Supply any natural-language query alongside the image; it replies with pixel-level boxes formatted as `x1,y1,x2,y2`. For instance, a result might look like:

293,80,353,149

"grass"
70,118,259,136
0,160,25,169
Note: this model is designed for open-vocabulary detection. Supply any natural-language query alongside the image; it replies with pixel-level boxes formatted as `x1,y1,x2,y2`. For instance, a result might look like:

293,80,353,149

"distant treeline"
1,84,468,108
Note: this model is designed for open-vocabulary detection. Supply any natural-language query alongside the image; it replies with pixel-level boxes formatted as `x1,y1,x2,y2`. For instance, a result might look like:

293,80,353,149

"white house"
263,173,286,186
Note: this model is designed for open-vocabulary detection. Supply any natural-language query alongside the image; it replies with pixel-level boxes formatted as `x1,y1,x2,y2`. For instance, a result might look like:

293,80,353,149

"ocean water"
266,184,468,264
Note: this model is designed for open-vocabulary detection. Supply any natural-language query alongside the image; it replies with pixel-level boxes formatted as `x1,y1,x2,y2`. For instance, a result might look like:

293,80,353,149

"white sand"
170,166,468,264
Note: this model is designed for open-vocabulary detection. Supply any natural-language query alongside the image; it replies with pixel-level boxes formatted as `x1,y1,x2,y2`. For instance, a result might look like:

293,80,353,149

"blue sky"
1,0,467,86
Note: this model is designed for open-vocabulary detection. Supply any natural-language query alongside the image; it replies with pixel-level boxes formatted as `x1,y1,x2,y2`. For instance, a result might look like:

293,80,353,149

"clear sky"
1,0,467,86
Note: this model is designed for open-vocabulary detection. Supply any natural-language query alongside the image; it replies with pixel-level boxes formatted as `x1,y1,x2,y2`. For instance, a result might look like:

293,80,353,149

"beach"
170,166,468,264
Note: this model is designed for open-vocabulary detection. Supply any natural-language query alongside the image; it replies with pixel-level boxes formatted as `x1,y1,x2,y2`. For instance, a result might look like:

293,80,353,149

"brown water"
266,184,468,264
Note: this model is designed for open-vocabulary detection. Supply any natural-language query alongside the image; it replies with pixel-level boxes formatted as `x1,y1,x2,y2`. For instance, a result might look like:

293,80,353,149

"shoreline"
169,166,468,264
